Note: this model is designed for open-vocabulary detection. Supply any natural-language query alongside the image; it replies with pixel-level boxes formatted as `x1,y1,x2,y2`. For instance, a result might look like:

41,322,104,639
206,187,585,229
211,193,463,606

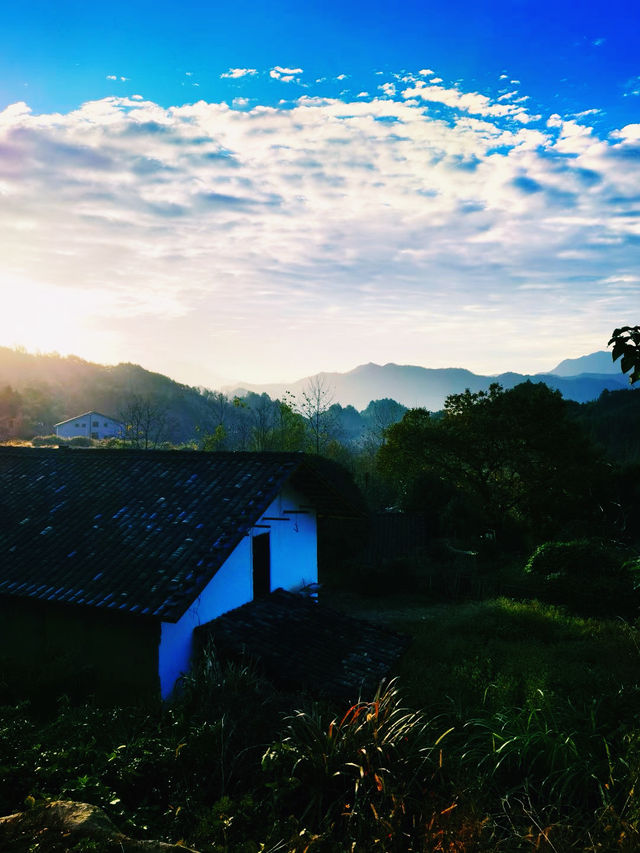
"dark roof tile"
198,589,409,697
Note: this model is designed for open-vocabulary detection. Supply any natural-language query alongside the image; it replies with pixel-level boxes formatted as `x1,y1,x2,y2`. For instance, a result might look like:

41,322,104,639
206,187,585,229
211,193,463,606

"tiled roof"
0,448,356,622
198,589,410,697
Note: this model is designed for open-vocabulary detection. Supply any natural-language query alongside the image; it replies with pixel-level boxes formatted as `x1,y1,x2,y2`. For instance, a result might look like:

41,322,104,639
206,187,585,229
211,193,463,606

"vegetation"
3,602,640,851
609,325,640,384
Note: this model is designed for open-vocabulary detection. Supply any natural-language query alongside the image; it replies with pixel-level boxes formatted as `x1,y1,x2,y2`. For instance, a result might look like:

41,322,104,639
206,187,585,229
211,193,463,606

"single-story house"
0,447,360,700
54,412,124,441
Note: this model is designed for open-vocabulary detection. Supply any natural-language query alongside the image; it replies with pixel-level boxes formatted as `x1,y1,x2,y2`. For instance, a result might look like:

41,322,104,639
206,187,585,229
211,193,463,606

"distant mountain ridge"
549,351,620,376
228,353,629,410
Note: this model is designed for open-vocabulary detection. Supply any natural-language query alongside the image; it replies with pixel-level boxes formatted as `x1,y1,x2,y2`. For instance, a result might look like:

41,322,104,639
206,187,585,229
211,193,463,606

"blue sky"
0,0,638,386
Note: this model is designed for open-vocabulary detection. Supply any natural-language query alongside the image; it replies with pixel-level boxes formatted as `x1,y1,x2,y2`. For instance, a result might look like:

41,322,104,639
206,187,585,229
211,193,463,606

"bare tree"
120,395,170,449
296,376,336,454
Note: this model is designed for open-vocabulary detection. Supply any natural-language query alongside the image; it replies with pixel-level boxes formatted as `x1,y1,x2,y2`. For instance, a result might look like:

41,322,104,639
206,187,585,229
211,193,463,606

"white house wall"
158,483,317,698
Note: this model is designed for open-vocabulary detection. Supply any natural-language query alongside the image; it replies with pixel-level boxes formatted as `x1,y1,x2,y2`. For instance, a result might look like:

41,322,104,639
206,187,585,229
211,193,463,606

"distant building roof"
198,589,410,697
0,448,361,622
54,411,122,428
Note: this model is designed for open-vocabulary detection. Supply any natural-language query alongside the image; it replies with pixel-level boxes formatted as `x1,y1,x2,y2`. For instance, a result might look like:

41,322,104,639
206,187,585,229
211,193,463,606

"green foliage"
379,381,608,549
523,539,639,617
609,325,640,384
464,694,599,806
525,539,627,578
3,598,640,849
31,434,63,446
262,679,457,851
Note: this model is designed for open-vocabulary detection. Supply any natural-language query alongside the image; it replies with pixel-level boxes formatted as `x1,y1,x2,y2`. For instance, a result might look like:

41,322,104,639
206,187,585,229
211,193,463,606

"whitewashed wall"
158,483,317,698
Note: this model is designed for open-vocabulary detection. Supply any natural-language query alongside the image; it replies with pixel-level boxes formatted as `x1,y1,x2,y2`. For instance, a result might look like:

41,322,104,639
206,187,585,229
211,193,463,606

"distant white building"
54,411,124,440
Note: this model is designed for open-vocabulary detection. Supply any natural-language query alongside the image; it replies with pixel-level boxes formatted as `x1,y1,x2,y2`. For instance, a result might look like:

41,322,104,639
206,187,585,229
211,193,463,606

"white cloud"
430,77,443,84
401,82,532,121
613,123,640,140
221,68,258,79
0,85,637,382
106,75,117,80
270,66,303,83
336,73,347,80
379,82,396,97
357,91,369,98
419,69,434,76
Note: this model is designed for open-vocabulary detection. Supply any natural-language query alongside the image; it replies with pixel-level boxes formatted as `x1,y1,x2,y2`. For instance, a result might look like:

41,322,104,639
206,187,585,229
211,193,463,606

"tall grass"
262,679,478,851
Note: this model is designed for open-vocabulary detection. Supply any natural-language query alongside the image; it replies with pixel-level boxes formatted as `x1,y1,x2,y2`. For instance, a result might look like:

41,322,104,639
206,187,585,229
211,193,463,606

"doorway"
252,532,271,598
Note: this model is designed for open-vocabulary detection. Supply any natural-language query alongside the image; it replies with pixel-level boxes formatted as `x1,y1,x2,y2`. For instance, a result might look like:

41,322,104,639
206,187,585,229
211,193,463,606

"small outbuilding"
0,447,360,700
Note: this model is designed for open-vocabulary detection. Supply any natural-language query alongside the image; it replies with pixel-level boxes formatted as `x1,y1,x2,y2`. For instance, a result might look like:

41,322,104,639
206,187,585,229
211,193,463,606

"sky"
0,0,639,387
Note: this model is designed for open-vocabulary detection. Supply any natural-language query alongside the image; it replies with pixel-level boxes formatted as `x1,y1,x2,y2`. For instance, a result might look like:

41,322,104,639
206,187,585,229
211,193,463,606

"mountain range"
0,347,632,440
228,352,630,411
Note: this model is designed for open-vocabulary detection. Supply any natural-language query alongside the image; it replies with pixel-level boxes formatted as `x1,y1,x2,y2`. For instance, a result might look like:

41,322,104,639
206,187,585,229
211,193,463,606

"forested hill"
0,347,215,442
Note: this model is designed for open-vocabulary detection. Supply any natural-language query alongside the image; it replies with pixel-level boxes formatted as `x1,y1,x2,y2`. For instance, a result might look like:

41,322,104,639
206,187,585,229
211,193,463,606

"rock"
0,800,199,852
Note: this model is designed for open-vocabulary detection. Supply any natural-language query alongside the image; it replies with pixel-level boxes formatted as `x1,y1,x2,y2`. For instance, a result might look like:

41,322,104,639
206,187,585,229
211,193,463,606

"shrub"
524,539,639,617
31,435,61,446
524,539,629,579
68,436,94,447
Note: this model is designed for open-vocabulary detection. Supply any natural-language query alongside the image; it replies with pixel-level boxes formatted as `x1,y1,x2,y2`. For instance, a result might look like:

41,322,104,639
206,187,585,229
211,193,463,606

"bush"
68,436,94,447
524,539,639,617
31,435,61,446
525,539,628,579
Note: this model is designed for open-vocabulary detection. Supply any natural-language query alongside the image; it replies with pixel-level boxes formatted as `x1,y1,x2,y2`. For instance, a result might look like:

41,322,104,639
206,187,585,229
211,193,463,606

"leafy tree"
379,381,604,544
609,325,640,383
274,399,306,450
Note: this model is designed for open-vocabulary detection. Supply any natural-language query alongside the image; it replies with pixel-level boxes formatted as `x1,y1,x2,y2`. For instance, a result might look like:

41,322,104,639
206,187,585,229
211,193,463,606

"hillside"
0,348,214,442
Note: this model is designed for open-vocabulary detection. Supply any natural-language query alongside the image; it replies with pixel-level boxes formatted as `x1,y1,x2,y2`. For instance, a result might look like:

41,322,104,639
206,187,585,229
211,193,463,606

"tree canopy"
379,381,605,543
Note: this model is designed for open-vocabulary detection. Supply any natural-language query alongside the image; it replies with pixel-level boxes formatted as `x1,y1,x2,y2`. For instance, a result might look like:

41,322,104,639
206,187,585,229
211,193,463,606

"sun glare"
0,275,120,363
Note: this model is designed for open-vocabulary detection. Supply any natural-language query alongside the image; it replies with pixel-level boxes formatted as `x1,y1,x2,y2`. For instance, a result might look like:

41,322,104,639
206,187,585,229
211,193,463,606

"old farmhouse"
0,447,358,699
